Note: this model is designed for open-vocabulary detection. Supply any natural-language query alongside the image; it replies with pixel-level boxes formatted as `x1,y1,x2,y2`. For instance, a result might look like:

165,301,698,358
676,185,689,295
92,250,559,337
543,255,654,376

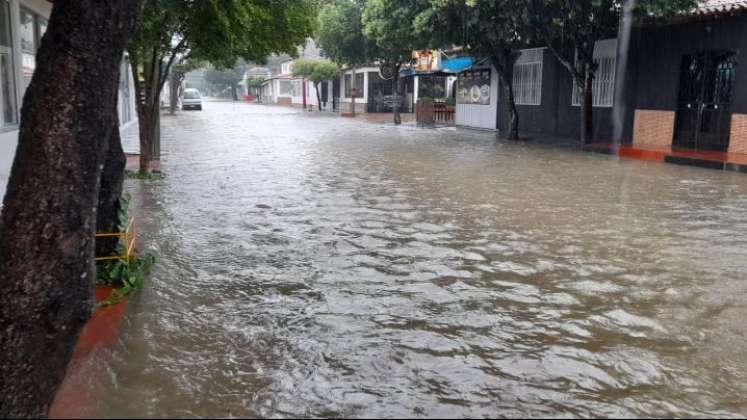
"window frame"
119,59,132,124
344,72,364,99
278,80,292,96
513,48,544,106
0,0,17,129
19,6,45,100
572,39,618,108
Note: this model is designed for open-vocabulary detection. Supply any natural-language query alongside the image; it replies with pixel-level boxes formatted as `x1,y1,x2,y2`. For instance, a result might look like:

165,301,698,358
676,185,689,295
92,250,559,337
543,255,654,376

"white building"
0,0,138,202
261,60,324,109
259,39,336,110
454,65,499,130
338,67,419,115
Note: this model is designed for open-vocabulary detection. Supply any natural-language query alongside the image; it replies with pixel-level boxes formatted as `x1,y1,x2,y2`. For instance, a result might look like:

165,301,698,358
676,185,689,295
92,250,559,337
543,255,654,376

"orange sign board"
412,50,441,72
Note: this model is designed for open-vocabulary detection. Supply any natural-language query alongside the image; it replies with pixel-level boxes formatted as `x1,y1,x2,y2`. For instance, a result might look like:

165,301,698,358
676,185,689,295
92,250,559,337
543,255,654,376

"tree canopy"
205,62,248,99
130,0,318,69
292,58,339,111
292,58,339,84
316,0,374,68
362,0,431,65
310,60,340,84
247,76,267,89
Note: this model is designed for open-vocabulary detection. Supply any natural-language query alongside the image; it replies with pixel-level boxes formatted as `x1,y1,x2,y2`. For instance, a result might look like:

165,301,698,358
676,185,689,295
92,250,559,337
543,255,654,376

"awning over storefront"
401,56,475,77
442,57,474,73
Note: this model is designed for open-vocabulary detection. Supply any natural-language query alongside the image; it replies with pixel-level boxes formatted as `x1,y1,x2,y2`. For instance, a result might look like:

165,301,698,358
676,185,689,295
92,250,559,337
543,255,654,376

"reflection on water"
95,102,747,417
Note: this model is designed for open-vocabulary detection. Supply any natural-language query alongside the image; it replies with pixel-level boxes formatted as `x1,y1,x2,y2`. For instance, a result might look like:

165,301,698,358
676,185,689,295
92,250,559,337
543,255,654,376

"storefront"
455,65,500,130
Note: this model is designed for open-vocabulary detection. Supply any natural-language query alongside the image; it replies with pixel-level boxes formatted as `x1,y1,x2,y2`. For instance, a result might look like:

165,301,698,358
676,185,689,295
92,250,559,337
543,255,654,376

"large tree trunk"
0,1,138,418
96,116,127,258
392,64,401,126
492,51,519,140
136,103,159,174
499,71,519,141
132,56,161,175
580,70,594,144
131,46,170,175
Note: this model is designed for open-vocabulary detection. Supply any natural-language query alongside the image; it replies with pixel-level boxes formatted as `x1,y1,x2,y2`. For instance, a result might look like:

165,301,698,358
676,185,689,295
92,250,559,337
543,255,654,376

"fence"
95,217,137,263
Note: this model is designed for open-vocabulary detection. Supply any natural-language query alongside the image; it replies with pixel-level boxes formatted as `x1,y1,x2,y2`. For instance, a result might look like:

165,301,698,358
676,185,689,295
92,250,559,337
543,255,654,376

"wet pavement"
91,100,747,417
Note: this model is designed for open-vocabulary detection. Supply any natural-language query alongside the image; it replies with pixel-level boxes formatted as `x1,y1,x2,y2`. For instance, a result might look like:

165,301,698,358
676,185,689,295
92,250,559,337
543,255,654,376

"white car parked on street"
182,88,203,111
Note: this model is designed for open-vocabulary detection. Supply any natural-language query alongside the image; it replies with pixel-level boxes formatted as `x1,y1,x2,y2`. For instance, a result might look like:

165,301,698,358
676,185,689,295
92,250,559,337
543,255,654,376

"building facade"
485,0,747,155
0,0,138,202
492,40,619,140
338,67,416,114
626,4,747,154
259,39,329,109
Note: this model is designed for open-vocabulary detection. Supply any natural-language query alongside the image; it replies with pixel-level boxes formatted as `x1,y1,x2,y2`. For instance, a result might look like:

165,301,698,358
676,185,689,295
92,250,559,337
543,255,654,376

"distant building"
260,39,330,109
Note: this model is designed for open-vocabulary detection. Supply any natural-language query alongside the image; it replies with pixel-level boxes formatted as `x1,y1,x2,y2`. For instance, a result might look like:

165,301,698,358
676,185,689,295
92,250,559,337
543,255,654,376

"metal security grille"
572,39,617,108
673,51,738,151
513,48,544,106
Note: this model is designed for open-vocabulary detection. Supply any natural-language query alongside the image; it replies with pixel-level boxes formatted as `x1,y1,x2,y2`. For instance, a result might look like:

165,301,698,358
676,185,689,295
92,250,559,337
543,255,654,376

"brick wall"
728,114,747,155
633,110,675,149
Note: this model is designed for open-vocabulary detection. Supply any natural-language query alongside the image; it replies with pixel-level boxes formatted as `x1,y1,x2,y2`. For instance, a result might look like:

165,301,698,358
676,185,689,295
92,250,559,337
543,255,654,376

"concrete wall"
291,79,322,108
456,66,500,130
0,129,16,201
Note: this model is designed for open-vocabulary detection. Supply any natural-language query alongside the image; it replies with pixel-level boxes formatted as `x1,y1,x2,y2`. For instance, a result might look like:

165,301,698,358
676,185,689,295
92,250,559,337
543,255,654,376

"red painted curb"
618,146,667,162
49,287,127,419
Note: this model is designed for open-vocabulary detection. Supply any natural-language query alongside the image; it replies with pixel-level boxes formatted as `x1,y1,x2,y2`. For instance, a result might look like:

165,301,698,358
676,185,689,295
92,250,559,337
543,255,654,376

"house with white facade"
0,0,138,202
260,39,338,110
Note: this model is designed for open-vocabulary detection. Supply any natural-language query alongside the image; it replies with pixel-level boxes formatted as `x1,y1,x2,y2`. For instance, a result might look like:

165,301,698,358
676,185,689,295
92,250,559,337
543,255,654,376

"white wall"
455,66,499,130
291,79,322,108
339,67,376,104
1,0,138,204
0,0,52,203
0,130,16,201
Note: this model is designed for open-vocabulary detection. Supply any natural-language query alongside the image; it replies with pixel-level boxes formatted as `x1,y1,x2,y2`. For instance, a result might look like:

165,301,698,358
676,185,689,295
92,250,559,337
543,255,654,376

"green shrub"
96,193,156,307
125,170,163,180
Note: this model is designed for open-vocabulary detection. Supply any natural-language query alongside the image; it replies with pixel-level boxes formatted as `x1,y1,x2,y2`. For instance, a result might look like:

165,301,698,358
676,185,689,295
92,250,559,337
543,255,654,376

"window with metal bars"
513,48,544,106
0,0,16,128
572,39,617,108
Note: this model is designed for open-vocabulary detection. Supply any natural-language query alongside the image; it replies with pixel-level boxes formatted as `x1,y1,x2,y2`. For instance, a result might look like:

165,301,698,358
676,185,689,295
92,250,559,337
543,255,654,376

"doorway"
673,51,738,151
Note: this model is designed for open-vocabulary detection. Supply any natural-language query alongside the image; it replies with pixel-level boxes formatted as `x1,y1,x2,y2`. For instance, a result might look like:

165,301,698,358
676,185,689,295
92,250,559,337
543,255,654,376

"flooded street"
99,101,747,418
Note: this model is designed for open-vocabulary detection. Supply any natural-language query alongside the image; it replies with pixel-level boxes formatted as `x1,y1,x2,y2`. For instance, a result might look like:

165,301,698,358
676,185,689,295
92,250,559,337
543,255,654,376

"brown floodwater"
92,101,747,417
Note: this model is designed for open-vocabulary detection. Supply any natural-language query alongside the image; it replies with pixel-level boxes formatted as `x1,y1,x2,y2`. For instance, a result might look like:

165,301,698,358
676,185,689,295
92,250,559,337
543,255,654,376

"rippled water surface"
96,101,747,418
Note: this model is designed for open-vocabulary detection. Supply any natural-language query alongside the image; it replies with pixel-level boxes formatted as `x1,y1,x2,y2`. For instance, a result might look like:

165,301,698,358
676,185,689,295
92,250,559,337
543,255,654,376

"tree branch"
158,38,187,94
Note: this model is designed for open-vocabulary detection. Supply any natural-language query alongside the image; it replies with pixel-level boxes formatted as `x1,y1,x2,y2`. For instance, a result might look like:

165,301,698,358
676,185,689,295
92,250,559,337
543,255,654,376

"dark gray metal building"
495,0,747,156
